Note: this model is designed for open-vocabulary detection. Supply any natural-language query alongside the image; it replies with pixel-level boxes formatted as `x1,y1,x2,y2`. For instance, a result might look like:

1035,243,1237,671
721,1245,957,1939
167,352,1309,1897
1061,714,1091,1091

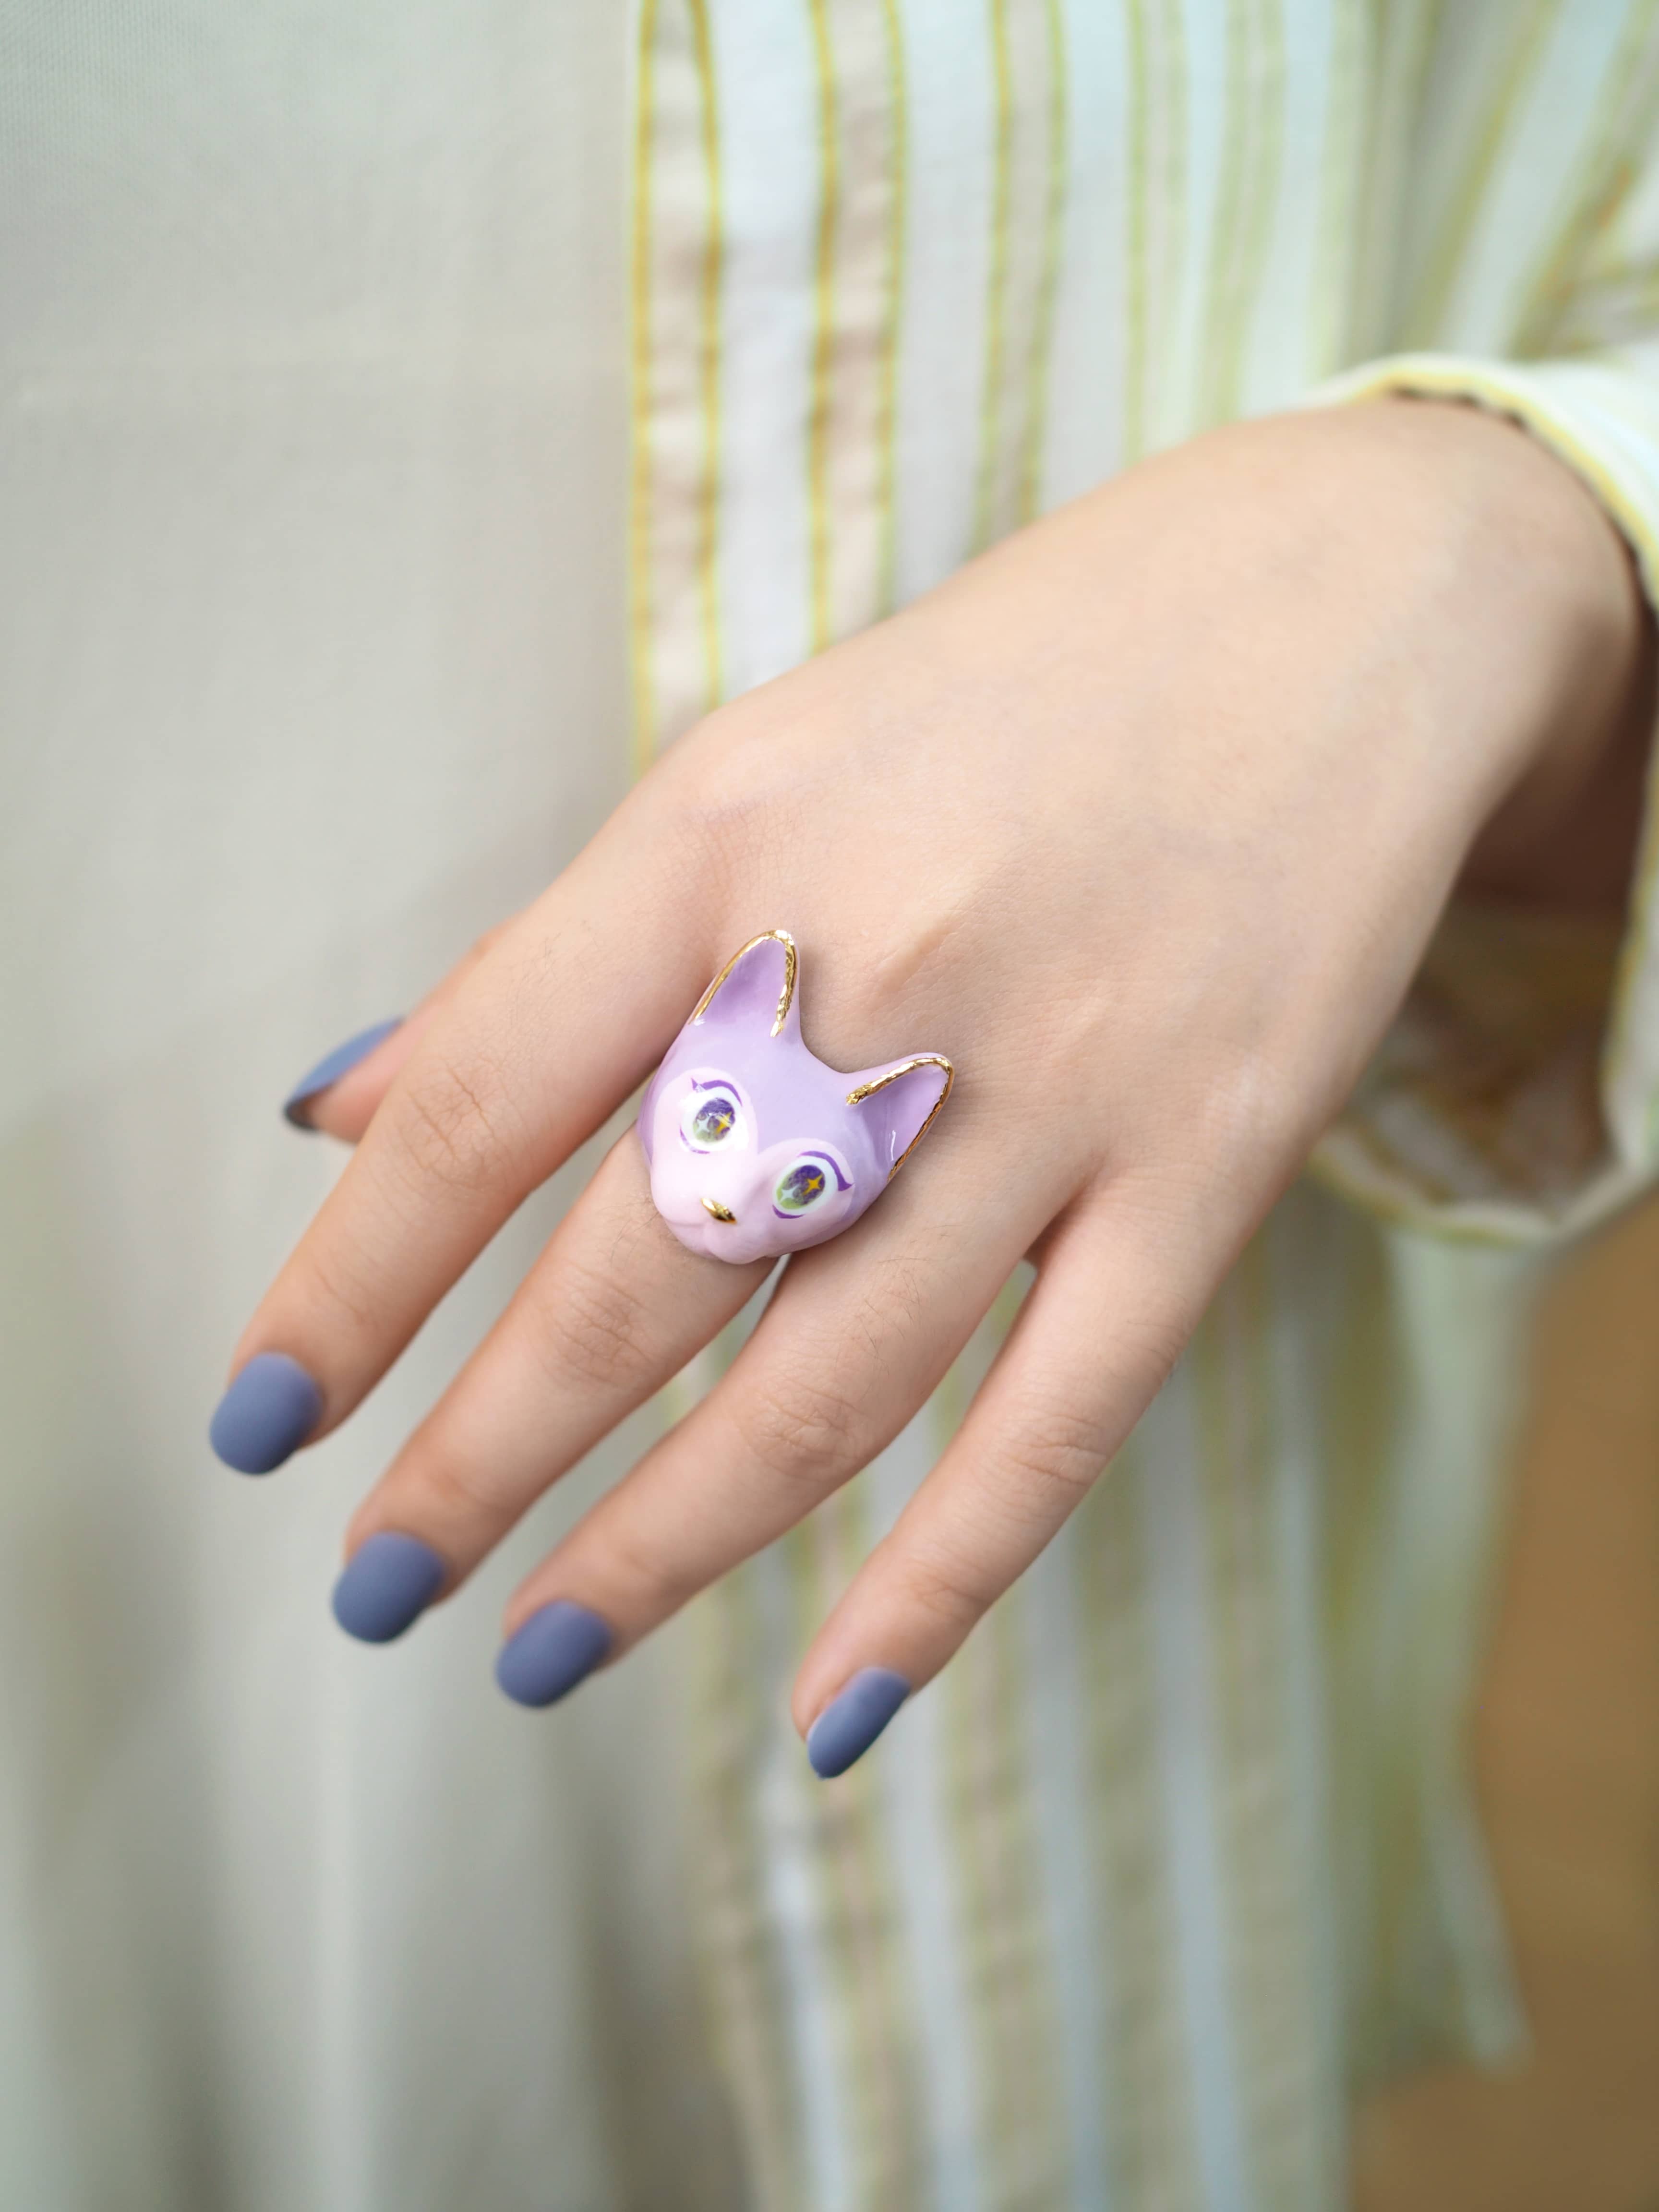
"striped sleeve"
1303,4,1659,1246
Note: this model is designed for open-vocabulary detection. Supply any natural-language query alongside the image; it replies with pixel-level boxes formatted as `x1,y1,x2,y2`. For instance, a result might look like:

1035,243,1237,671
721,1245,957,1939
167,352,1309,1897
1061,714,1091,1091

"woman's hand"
215,397,1646,1769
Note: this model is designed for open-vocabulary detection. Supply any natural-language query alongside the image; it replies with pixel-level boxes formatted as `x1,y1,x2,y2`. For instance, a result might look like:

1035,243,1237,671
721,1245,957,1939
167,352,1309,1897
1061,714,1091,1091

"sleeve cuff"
1301,351,1659,1244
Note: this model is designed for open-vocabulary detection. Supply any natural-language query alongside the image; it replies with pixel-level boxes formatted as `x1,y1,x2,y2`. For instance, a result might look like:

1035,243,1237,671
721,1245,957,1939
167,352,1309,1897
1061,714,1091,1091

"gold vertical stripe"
943,1593,1043,2197
806,0,842,655
1015,0,1069,524
1125,0,1189,461
688,1569,810,2212
1198,1244,1326,2205
1511,0,1659,359
930,1359,986,2185
676,1327,807,2210
1190,1305,1249,2204
794,19,929,2178
779,1487,926,2208
990,1601,1071,2197
627,0,662,777
1263,1195,1348,2199
934,1305,1070,2202
1122,0,1151,461
816,1481,928,2204
1076,1443,1204,2208
688,0,726,711
794,17,934,2175
874,0,908,616
1200,0,1252,426
780,1518,873,2198
1241,0,1287,392
629,0,730,755
1402,0,1567,345
1201,0,1285,424
1159,0,1191,440
974,0,1016,549
930,1371,1014,2192
1317,1209,1398,2079
1309,0,1378,374
998,1289,1072,2195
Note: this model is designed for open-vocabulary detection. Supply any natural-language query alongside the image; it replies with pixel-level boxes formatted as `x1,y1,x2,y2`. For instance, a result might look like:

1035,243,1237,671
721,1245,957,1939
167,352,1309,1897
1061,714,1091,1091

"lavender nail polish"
805,1668,910,1778
209,1352,322,1475
332,1533,445,1644
495,1602,612,1708
283,1017,402,1129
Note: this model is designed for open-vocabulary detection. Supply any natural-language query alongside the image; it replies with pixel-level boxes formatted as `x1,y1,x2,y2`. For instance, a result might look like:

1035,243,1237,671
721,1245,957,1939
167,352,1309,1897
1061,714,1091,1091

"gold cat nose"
701,1197,737,1224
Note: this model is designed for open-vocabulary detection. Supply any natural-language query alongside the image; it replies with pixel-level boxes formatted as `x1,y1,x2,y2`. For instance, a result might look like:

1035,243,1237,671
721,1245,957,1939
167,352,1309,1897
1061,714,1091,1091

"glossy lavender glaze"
639,932,952,1264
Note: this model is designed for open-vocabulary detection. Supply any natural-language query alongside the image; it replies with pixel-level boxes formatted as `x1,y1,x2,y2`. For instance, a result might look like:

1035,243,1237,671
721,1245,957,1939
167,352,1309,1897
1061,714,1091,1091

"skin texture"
227,397,1649,1752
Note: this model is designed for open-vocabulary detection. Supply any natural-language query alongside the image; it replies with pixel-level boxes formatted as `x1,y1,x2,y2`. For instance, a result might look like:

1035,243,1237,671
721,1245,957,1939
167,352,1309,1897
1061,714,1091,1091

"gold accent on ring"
691,929,798,1037
846,1054,955,1178
701,1197,738,1223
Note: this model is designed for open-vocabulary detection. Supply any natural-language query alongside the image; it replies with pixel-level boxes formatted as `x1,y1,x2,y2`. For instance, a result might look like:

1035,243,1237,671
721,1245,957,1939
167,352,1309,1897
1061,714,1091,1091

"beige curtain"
0,5,737,2206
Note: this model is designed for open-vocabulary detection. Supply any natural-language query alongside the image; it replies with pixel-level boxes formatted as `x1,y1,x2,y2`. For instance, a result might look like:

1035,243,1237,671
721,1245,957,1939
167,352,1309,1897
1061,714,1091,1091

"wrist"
1325,397,1650,910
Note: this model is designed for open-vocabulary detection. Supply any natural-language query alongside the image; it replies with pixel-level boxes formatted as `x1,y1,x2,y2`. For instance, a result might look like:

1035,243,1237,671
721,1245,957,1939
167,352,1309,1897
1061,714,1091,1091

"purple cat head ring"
638,930,954,1264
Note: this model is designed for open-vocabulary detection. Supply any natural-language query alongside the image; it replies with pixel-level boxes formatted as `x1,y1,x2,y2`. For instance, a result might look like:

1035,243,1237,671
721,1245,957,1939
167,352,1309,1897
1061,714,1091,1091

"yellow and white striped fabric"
631,5,1659,2205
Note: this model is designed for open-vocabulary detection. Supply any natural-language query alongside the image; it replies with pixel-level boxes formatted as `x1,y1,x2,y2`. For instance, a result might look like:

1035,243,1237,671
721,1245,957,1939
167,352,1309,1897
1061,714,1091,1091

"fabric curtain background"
0,6,741,2208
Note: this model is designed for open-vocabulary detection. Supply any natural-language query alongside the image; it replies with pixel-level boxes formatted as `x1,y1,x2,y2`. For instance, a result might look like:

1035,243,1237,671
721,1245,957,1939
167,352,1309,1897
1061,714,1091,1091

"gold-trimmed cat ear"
847,1054,954,1176
692,930,799,1037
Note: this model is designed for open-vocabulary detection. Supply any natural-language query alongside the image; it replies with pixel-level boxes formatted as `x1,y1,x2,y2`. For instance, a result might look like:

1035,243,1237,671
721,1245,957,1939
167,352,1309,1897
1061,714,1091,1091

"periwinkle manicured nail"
495,1601,612,1708
209,1351,323,1474
283,1017,402,1128
805,1668,910,1778
332,1533,445,1644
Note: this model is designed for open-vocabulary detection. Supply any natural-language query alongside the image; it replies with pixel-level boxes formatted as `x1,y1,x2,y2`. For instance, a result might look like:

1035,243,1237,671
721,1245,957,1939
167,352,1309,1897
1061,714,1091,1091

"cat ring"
638,930,954,1263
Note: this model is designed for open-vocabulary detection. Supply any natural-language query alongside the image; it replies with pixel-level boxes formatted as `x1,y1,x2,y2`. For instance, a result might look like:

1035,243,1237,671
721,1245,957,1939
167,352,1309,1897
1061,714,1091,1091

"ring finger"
486,1135,1061,1701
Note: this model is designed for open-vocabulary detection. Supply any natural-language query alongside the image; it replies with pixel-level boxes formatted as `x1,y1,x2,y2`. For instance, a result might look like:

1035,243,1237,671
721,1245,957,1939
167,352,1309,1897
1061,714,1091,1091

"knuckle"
733,1367,869,1488
596,1510,694,1617
895,1539,994,1635
849,1258,928,1357
297,1237,378,1340
417,1442,519,1524
396,1051,518,1194
544,1258,658,1397
651,710,816,891
997,1402,1113,1513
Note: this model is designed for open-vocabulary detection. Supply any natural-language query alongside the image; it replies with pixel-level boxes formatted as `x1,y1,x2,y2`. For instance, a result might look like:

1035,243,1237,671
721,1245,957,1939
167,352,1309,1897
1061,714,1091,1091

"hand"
215,397,1646,1771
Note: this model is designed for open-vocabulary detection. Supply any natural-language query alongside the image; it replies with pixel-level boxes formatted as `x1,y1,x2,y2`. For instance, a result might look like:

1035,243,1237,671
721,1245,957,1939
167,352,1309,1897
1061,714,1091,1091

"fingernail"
283,1017,402,1128
332,1532,445,1644
495,1601,612,1708
209,1352,323,1475
805,1668,910,1778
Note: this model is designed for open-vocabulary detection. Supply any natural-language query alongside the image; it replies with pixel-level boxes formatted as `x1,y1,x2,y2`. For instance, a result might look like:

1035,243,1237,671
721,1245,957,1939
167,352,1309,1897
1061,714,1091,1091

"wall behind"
0,6,735,2206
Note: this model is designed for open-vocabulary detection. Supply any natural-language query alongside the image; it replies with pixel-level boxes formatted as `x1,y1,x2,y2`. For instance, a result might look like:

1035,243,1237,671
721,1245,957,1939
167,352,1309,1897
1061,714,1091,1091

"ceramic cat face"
639,932,953,1264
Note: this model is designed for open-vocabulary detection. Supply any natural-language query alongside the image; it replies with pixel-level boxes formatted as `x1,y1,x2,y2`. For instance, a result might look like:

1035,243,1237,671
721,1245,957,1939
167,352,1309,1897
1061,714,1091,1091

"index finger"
210,802,711,1471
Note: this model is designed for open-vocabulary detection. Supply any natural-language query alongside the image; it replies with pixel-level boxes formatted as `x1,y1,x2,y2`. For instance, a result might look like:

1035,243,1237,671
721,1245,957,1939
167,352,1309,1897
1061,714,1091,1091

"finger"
286,918,523,1142
215,804,714,1469
489,1139,1056,1705
788,1184,1215,1771
328,1133,769,1640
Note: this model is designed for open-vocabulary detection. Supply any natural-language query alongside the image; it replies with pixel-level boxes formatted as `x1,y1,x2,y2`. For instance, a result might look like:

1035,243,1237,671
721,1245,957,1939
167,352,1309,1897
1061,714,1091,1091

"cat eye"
681,1085,744,1151
773,1158,836,1216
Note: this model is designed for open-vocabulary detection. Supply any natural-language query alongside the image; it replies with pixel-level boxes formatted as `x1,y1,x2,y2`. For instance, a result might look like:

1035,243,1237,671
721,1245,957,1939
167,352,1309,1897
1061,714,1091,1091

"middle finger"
331,1131,770,1639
